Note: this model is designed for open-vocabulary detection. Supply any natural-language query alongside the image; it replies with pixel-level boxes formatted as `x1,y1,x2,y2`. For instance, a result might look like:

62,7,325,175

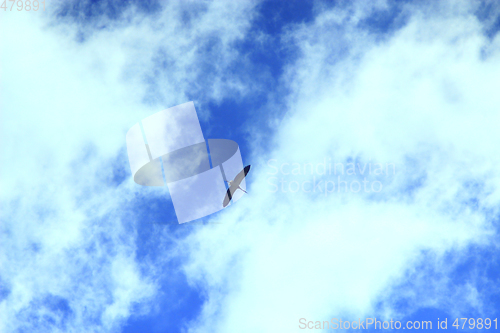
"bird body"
223,165,251,207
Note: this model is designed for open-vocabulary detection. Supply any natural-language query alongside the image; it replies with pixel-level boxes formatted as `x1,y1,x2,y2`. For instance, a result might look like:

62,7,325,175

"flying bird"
223,165,251,207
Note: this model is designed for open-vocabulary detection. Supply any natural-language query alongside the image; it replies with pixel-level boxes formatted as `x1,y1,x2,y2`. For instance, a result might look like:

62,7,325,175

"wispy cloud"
0,1,260,332
180,1,500,332
2,0,500,332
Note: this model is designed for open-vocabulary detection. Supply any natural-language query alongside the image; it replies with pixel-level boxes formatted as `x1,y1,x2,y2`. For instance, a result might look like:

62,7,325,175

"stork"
223,165,251,207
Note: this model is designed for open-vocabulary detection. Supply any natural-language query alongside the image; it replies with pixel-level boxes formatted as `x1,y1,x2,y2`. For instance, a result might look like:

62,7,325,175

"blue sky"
2,0,500,332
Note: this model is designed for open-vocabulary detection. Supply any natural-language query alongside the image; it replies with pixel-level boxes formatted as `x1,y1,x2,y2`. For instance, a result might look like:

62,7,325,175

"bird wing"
222,165,251,208
222,184,239,207
233,165,251,186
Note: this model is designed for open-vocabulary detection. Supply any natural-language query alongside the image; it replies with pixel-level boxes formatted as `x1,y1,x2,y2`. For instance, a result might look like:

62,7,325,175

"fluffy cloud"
180,1,500,332
2,0,500,332
0,1,258,332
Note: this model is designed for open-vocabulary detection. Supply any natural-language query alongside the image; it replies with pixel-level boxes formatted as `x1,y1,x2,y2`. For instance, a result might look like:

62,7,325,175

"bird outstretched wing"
223,185,237,207
233,165,251,185
222,165,251,208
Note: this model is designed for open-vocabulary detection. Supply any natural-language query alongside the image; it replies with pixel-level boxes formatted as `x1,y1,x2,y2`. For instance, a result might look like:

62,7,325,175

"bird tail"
238,186,248,194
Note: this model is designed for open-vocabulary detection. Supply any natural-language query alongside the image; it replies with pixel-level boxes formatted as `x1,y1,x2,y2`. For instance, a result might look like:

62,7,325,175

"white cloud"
3,0,500,332
0,1,259,332
180,1,500,332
